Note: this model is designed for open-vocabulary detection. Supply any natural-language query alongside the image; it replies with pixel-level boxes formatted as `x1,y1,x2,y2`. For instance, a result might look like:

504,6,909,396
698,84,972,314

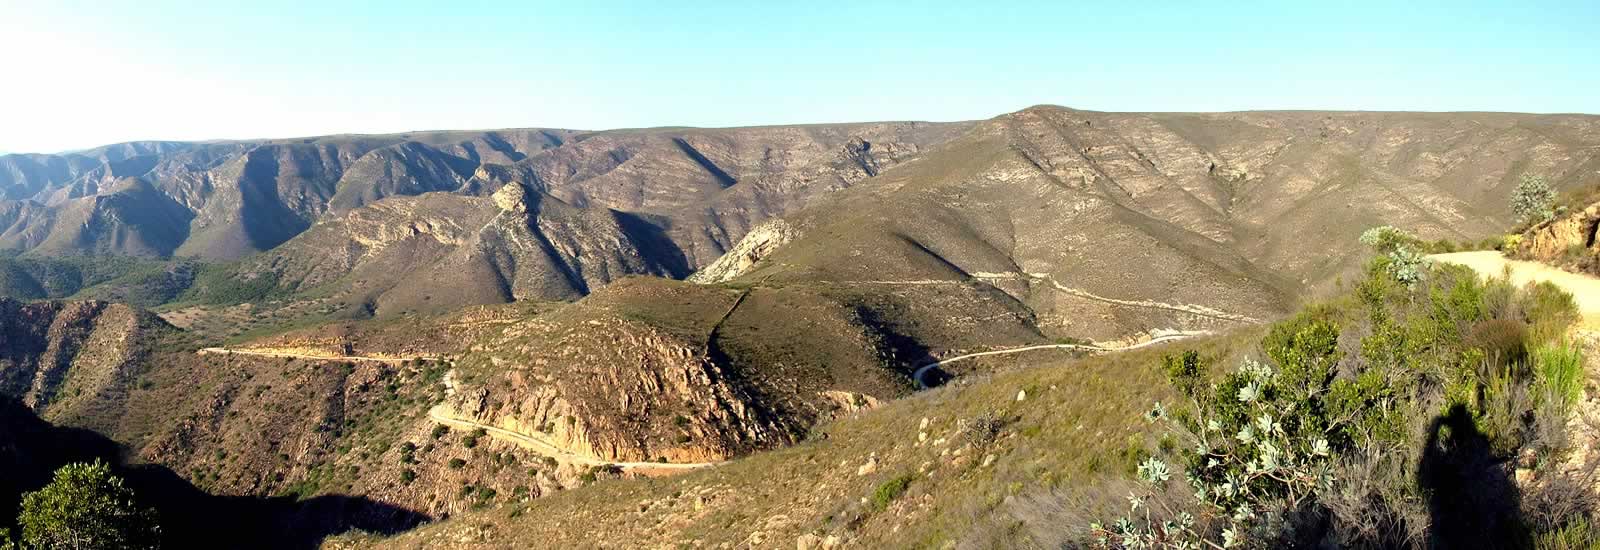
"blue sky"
1,0,1596,153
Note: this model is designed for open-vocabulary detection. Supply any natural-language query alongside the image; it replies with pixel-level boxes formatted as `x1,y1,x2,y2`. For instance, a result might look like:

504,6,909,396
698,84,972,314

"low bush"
871,474,915,512
963,412,1004,449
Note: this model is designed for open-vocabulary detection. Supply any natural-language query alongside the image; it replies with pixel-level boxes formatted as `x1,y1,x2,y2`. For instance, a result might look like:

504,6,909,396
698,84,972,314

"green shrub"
400,469,417,484
871,474,915,512
1523,282,1580,344
1359,226,1423,254
18,460,160,550
1534,343,1585,421
1532,517,1600,550
184,264,282,305
1094,250,1588,548
447,458,466,469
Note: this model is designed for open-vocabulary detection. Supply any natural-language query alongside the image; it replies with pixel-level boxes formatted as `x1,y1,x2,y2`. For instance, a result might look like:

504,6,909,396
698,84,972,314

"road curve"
196,347,439,364
913,331,1207,388
1429,251,1600,328
426,405,724,473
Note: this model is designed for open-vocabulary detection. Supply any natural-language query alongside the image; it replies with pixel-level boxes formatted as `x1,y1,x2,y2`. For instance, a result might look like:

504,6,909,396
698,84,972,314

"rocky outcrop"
451,314,787,463
687,219,798,283
491,181,530,213
1516,203,1600,273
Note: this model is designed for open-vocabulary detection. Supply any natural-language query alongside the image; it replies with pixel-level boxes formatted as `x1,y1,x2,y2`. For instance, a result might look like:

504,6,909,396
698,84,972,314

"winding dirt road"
196,347,440,364
426,405,724,474
913,330,1208,388
1429,251,1600,327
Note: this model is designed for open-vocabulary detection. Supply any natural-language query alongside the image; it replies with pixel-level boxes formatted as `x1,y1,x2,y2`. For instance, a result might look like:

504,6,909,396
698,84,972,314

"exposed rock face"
451,314,786,463
432,275,1037,466
688,219,798,283
1516,202,1600,273
491,181,529,213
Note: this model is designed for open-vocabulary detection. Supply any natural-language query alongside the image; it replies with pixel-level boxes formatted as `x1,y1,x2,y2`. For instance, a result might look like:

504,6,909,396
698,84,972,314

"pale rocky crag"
448,313,788,464
687,218,799,283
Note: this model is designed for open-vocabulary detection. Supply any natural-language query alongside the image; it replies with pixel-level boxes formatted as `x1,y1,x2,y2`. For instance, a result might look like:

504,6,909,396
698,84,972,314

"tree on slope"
1511,174,1556,225
17,460,160,549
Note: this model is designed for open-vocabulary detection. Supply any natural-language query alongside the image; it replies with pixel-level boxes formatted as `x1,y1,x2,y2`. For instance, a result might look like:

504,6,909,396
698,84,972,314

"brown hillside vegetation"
722,107,1600,340
4,107,1600,548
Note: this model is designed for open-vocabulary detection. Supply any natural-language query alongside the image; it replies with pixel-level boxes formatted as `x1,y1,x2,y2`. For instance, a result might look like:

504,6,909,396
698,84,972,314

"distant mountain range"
4,107,1600,333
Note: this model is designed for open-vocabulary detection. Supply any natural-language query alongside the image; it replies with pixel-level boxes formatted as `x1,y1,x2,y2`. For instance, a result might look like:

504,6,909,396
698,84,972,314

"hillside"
0,299,572,545
0,122,966,263
710,107,1600,341
4,109,1599,340
337,250,1600,549
3,107,1600,548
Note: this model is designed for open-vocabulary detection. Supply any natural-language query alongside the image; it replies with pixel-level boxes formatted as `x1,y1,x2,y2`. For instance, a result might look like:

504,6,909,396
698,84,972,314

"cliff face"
1516,202,1600,274
687,219,798,284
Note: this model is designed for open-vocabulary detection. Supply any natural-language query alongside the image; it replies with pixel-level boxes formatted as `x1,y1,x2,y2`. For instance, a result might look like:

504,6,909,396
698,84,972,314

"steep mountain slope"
435,276,1042,465
98,122,964,329
710,107,1600,340
0,122,966,265
0,299,546,536
0,298,172,418
235,183,693,317
332,332,1249,550
0,177,194,256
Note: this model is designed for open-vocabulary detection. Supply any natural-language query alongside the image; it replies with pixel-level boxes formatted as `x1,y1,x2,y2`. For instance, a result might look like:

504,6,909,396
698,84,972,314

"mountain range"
3,106,1600,548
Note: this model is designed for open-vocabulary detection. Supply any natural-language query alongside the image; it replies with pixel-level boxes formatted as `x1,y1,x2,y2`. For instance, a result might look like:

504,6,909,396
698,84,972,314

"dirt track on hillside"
196,347,437,364
912,330,1207,388
426,406,723,474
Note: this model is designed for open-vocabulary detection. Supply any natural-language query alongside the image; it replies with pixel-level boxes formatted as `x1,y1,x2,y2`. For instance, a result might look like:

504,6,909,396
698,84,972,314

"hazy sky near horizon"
1,0,1597,153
